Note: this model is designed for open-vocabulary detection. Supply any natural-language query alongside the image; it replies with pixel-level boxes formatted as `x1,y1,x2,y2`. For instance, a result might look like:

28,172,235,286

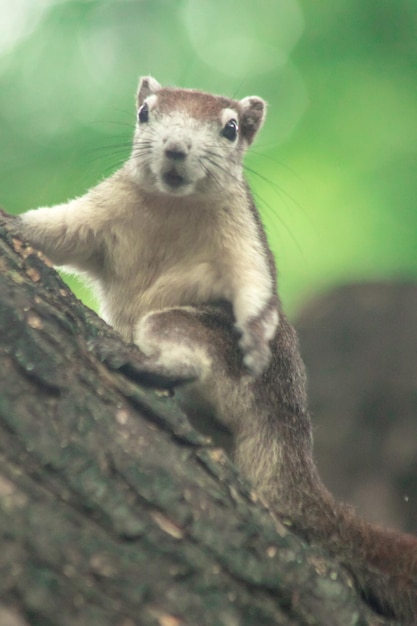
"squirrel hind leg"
133,304,242,383
133,306,217,382
133,305,252,436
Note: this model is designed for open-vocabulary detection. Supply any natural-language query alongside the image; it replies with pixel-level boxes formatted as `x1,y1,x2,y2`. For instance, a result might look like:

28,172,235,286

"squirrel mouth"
163,169,186,189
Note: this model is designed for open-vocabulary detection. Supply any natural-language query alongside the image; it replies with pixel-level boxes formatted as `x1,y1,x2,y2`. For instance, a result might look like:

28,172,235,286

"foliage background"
0,0,416,314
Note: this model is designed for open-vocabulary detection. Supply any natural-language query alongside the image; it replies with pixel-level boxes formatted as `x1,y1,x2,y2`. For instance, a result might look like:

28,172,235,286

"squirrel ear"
238,96,267,144
137,76,162,107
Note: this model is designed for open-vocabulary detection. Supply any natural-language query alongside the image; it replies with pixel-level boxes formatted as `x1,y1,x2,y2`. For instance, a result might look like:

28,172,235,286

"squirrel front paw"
238,331,271,377
235,307,279,377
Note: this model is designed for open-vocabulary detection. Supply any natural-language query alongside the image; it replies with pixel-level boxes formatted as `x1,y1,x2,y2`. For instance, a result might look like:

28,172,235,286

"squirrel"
19,77,417,623
20,76,278,378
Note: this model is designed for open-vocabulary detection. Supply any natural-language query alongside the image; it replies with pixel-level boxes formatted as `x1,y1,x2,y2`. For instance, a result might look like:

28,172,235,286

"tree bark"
0,212,398,626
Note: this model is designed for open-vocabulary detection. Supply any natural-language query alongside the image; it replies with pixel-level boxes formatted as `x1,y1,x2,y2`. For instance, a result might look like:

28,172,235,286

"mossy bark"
0,212,398,626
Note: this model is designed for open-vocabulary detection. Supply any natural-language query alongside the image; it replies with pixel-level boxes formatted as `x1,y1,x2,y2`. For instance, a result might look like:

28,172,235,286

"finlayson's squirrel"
19,77,417,623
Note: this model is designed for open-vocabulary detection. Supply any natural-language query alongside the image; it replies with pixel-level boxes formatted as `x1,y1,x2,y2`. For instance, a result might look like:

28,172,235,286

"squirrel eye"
221,119,238,141
138,102,149,124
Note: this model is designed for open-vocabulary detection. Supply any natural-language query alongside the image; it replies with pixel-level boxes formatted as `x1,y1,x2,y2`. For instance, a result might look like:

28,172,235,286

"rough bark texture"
0,213,400,626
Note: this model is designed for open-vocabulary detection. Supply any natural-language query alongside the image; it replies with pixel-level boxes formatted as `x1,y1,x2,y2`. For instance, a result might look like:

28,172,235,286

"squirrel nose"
164,141,189,161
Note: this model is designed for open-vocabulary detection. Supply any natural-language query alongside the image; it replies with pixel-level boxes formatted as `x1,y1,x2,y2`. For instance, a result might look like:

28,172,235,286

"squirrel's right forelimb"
21,197,100,270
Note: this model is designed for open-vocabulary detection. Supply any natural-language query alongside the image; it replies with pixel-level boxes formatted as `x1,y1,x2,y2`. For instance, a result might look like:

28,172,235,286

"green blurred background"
1,0,416,315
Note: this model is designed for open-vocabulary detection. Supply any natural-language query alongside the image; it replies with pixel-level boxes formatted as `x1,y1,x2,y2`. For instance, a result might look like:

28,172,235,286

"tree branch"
0,211,398,626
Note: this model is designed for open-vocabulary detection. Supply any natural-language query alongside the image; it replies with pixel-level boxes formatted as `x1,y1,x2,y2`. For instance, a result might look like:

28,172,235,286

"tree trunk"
0,212,397,626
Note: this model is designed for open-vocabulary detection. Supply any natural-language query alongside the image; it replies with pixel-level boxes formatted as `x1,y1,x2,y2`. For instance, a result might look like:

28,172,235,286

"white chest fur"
94,189,237,340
